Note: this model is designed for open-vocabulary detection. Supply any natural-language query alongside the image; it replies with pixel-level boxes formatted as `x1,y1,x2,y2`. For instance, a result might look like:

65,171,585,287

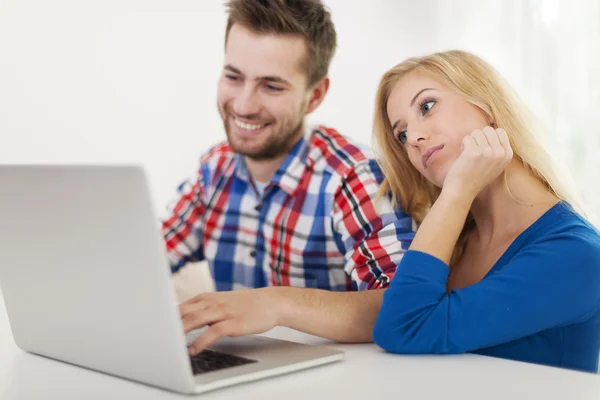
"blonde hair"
373,50,584,265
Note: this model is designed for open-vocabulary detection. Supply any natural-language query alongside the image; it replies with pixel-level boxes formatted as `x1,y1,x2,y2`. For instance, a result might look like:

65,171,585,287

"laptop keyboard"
190,349,258,375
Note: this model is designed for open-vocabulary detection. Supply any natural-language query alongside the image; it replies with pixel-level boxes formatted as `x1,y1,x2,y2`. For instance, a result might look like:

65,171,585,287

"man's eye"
265,84,283,92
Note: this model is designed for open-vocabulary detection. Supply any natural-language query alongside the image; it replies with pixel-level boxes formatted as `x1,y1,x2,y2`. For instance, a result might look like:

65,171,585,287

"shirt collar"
233,125,313,196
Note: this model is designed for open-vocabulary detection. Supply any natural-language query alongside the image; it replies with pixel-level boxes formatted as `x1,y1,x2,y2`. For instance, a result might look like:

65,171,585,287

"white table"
1,292,599,400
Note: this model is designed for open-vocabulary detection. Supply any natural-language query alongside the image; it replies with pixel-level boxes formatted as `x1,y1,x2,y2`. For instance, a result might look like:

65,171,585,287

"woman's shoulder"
527,201,600,258
543,202,599,238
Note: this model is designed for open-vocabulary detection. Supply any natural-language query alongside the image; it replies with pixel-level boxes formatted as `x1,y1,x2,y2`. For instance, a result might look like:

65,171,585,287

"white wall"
1,0,598,217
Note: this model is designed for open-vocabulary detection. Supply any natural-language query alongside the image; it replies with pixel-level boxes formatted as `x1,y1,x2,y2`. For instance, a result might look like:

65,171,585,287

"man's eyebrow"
262,76,290,85
224,64,290,86
224,64,242,75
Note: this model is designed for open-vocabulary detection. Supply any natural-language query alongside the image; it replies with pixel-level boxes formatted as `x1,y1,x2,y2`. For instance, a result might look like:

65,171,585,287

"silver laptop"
0,165,344,394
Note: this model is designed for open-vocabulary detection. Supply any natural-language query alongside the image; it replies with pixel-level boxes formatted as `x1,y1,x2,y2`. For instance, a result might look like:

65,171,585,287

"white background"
1,0,598,218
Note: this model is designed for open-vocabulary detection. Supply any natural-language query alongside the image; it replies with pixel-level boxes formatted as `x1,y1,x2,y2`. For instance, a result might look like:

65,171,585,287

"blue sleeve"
372,233,600,354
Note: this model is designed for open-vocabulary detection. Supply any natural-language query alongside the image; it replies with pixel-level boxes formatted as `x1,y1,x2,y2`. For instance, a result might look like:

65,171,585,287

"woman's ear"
485,112,496,128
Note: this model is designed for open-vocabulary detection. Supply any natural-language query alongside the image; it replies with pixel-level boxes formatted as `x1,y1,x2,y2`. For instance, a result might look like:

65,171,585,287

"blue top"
373,202,600,373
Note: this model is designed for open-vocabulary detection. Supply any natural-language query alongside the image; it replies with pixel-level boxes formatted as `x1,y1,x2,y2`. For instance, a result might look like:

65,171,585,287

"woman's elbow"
373,315,459,354
372,317,412,353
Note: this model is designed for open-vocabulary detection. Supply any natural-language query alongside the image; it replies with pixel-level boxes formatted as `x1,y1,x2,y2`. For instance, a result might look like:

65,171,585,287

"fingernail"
188,346,196,356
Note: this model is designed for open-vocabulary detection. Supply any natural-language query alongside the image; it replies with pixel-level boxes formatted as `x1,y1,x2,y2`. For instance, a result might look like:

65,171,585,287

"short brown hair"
224,0,337,86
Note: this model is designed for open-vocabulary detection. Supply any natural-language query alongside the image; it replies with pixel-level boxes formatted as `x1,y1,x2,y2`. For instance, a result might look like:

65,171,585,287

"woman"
371,50,600,373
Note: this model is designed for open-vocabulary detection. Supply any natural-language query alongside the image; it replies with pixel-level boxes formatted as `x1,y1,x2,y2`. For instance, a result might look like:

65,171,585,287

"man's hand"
179,287,288,356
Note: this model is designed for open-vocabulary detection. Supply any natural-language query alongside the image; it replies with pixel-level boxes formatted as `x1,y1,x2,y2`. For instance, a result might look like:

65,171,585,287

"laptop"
0,165,344,394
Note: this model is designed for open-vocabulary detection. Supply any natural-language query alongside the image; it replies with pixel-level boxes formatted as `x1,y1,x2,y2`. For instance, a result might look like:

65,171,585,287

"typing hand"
179,287,285,356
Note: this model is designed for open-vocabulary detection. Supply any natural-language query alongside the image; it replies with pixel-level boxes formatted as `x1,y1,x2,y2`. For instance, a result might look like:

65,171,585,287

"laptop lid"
0,165,196,393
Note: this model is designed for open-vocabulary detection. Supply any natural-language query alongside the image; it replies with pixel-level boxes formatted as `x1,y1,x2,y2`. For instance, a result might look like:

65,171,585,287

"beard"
221,106,306,161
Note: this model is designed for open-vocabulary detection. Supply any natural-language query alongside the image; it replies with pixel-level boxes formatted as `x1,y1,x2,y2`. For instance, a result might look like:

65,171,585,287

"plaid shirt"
162,125,414,291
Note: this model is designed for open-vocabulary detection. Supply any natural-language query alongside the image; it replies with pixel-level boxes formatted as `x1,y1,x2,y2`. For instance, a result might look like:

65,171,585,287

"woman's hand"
443,126,513,198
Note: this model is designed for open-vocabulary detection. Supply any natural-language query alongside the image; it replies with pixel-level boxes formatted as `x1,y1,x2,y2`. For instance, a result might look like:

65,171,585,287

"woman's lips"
422,145,444,169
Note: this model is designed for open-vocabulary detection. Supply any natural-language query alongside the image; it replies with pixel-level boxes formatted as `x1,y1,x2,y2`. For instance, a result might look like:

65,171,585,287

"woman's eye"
397,131,408,144
421,100,435,114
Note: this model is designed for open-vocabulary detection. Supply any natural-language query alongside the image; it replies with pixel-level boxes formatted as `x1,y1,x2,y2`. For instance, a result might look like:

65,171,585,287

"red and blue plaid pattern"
162,126,414,291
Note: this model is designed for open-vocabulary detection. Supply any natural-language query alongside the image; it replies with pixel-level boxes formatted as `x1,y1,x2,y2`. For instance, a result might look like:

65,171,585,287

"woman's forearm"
409,190,473,265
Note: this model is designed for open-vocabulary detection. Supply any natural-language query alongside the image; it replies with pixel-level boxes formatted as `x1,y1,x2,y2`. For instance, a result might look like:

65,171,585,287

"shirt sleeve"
331,159,414,290
372,232,600,354
161,166,207,274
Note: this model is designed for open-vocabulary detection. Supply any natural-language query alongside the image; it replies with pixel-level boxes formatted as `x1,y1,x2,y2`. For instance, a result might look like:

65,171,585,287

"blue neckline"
484,201,571,278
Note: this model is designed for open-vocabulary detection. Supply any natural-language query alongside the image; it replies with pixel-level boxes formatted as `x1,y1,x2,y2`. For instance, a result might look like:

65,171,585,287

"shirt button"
376,273,390,286
250,250,257,258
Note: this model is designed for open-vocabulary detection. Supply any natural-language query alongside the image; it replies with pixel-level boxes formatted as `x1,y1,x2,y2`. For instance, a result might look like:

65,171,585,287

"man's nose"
232,86,260,117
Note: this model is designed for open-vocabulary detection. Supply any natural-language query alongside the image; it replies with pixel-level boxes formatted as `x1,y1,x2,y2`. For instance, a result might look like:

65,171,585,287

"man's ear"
305,77,330,115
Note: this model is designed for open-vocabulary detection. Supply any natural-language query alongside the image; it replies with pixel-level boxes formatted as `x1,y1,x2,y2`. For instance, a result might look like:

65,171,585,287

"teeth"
234,119,266,131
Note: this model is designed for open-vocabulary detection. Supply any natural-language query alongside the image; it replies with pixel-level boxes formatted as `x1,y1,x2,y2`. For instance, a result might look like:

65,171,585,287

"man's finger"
181,291,221,306
188,321,237,356
179,300,210,318
182,307,227,334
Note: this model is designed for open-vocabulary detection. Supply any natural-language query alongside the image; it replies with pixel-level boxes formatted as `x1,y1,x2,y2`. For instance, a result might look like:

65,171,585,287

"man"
162,0,413,356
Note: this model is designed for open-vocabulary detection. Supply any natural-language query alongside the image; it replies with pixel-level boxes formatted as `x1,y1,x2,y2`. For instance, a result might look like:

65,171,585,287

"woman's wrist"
438,186,476,211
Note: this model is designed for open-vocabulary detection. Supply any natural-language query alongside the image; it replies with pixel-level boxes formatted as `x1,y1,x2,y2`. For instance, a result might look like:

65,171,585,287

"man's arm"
162,166,207,274
180,159,414,356
277,159,413,340
275,286,385,342
331,159,414,290
180,286,384,355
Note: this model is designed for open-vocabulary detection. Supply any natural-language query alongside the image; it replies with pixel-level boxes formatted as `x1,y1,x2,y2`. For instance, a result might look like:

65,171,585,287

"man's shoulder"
185,142,238,188
195,141,240,177
200,141,236,165
307,125,378,178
